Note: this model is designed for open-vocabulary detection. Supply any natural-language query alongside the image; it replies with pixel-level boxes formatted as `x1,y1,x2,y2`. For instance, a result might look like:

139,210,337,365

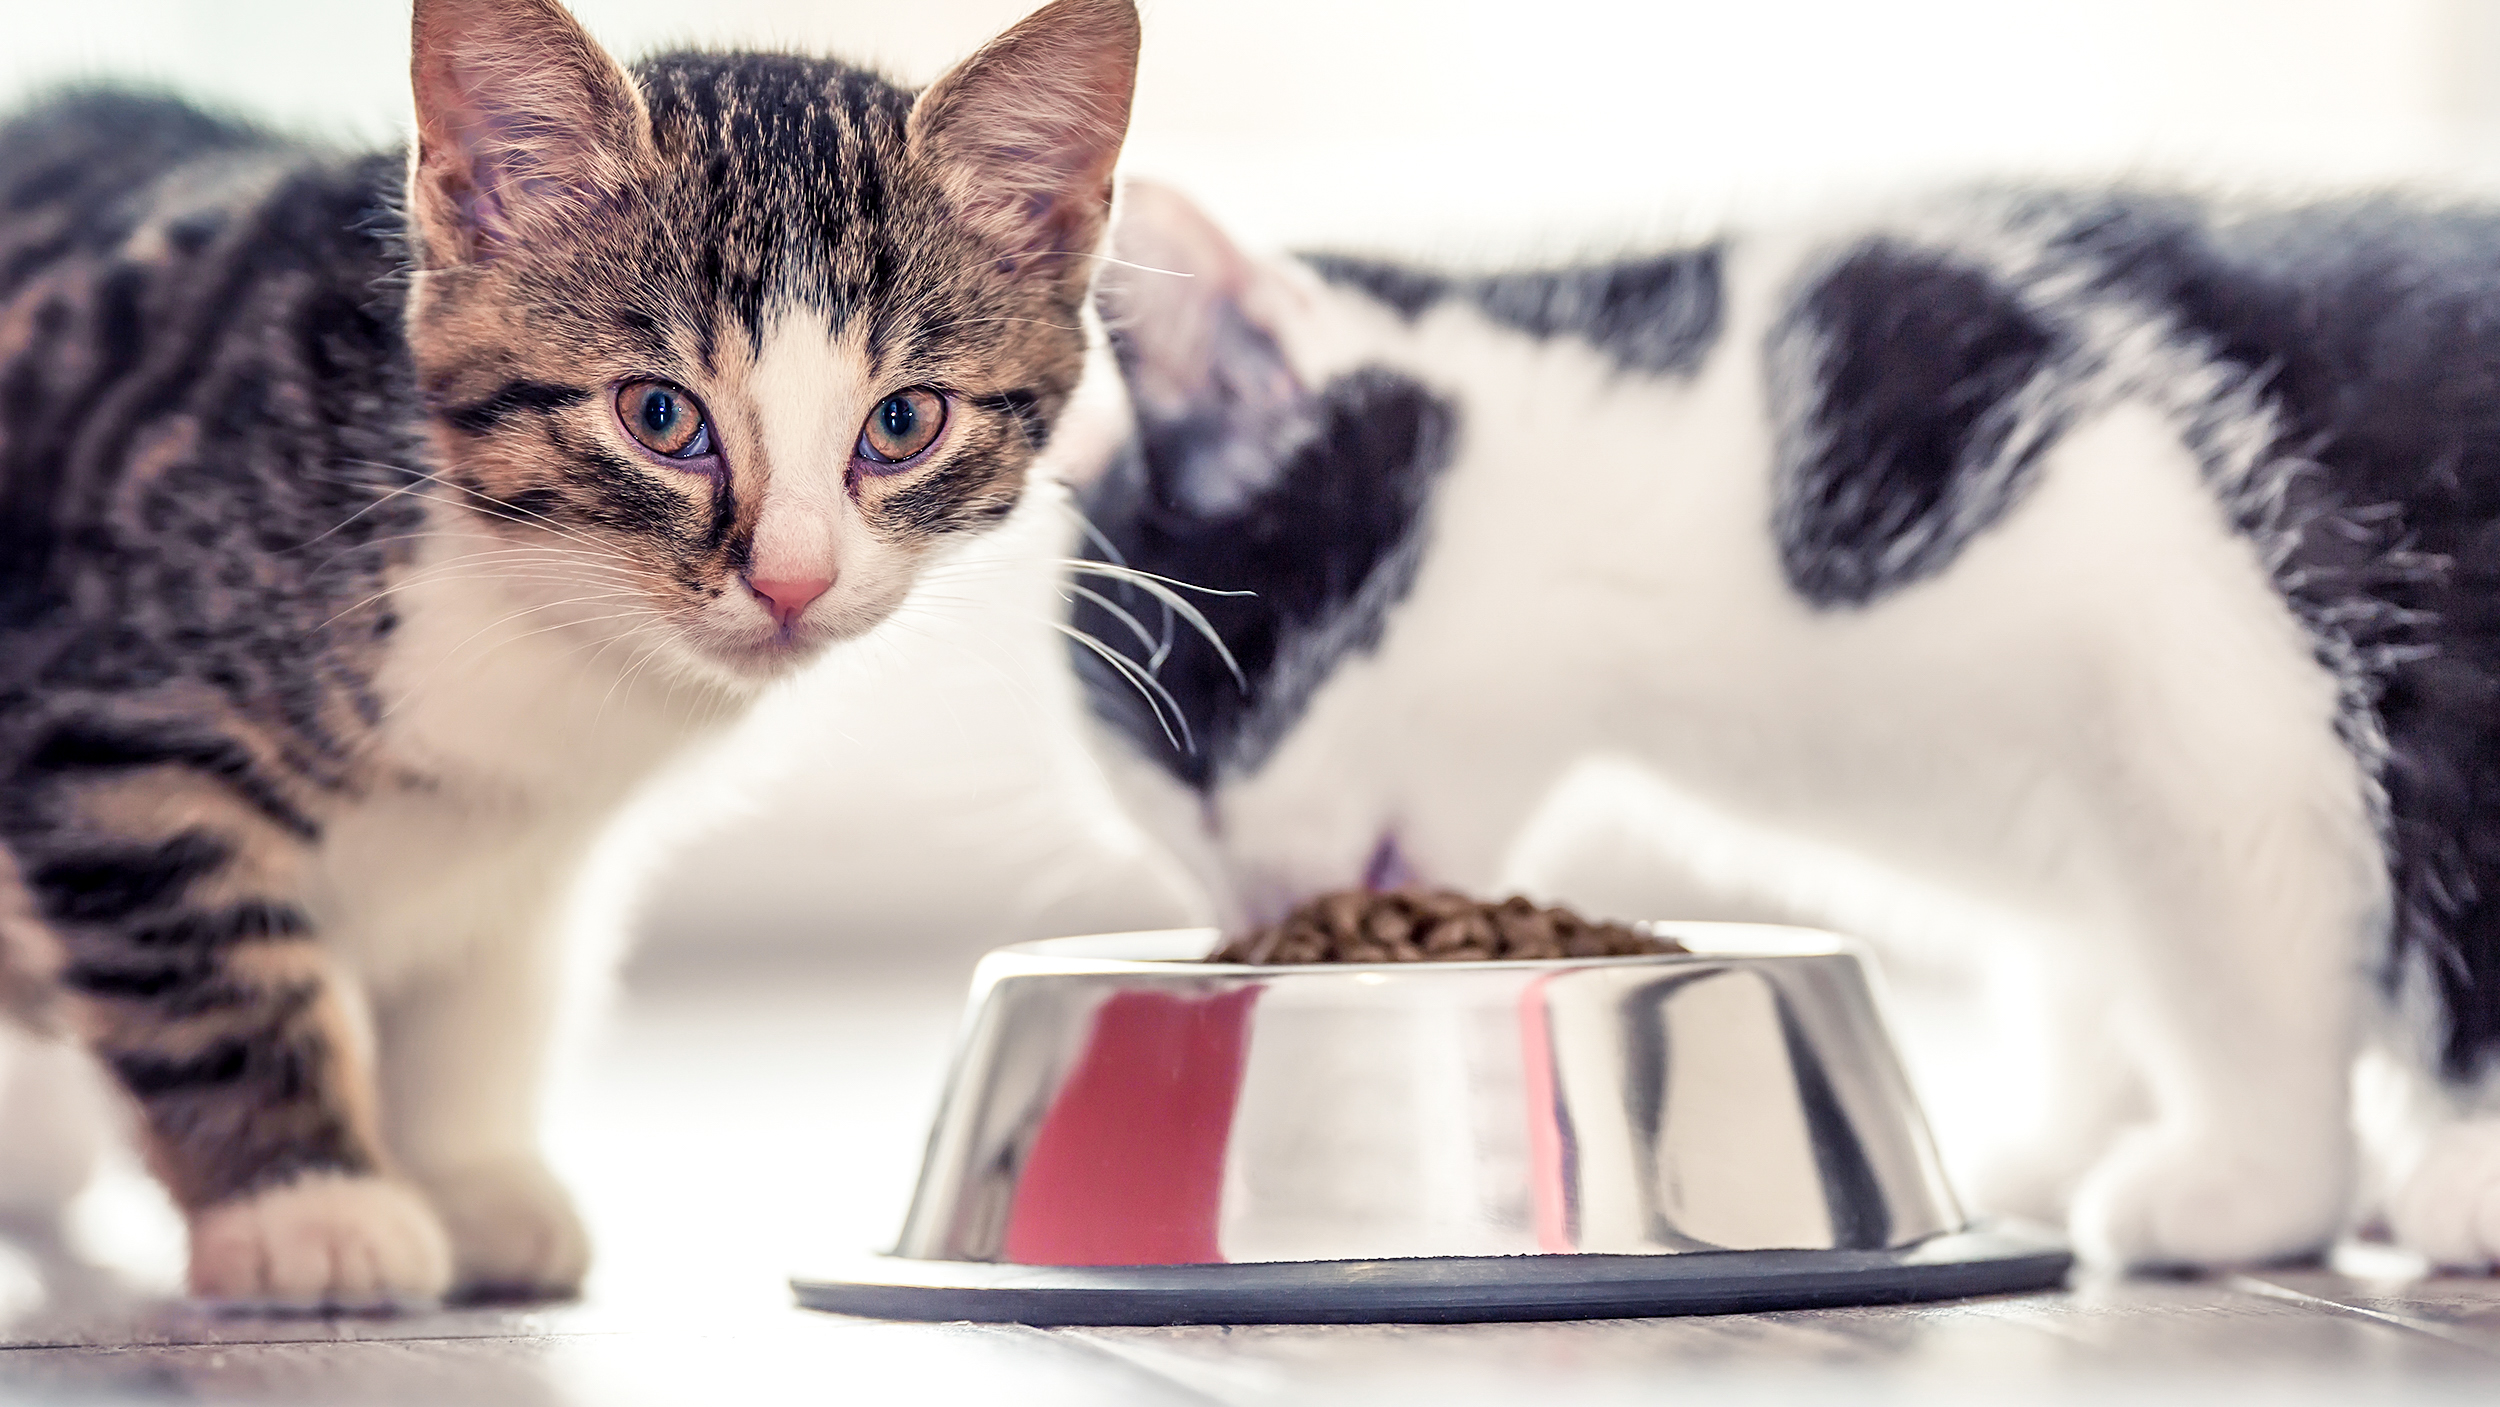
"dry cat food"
1211,889,1687,964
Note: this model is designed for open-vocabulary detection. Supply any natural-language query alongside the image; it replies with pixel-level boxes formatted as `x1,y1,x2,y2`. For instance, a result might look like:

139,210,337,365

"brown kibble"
1319,890,1369,940
1214,889,1686,965
1495,905,1560,958
1366,905,1415,947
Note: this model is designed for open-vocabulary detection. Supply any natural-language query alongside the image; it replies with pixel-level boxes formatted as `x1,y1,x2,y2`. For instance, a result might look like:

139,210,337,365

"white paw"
188,1173,452,1309
2069,1125,2350,1269
2388,1123,2500,1272
416,1159,589,1301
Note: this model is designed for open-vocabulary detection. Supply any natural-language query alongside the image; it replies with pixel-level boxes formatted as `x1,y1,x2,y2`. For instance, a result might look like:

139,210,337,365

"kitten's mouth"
699,624,837,679
674,574,910,684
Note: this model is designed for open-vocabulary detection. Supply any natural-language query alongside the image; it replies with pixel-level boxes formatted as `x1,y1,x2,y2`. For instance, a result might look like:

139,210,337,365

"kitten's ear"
908,0,1140,270
407,0,654,267
1098,181,1312,515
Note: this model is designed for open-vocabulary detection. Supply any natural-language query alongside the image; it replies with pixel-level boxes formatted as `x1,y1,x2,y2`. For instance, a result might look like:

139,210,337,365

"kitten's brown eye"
856,388,946,467
616,379,714,460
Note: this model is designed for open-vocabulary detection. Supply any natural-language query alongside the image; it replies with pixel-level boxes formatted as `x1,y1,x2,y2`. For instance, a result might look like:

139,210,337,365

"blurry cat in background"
1071,180,2500,1273
0,0,1137,1306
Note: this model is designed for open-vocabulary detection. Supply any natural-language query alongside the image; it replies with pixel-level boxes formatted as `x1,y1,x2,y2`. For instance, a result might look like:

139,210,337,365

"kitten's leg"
0,853,102,1228
2376,1037,2500,1269
373,904,588,1301
2064,821,2370,1268
0,1026,108,1227
1960,950,2148,1226
12,795,449,1305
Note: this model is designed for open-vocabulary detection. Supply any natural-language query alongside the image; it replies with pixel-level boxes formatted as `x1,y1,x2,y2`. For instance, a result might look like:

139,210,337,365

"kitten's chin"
672,635,829,689
670,618,861,688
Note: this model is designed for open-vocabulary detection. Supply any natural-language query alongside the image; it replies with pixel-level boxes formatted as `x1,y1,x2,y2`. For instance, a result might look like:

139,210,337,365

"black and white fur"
1069,182,2500,1270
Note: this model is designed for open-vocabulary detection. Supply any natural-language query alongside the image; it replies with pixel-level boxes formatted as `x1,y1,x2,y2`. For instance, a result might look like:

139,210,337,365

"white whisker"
1059,559,1249,691
1062,581,1162,667
1054,621,1189,753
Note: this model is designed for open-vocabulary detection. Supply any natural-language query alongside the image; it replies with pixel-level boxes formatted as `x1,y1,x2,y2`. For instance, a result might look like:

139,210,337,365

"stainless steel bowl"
796,924,2071,1325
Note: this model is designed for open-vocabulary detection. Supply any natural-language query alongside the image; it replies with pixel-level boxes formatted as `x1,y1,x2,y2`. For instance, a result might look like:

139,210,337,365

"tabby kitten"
0,0,1137,1306
1070,182,2500,1272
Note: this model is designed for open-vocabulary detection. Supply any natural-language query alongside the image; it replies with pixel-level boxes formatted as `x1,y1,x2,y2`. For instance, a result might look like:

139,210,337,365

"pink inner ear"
1100,182,1256,398
426,91,519,241
942,97,1124,260
409,0,646,259
422,79,621,250
912,1,1138,263
1098,181,1310,460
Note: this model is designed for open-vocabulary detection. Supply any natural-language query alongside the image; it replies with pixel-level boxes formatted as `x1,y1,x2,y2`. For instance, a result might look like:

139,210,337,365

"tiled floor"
3,944,2497,1406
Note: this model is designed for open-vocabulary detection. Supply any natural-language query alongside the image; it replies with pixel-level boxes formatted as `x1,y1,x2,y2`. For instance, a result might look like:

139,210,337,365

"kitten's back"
0,89,275,215
0,88,418,736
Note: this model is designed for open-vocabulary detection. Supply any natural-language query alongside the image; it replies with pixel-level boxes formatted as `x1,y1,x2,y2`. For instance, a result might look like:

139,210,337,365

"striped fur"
0,0,1136,1305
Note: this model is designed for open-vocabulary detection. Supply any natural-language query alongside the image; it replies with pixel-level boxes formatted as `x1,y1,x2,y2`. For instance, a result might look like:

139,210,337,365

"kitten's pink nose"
744,574,832,629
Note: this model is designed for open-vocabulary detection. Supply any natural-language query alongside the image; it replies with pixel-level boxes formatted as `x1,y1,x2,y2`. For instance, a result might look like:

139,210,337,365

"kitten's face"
1075,184,1459,921
404,0,1136,686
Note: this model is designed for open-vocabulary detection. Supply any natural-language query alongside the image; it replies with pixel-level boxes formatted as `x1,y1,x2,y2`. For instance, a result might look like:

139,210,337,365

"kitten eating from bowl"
1065,178,2500,1275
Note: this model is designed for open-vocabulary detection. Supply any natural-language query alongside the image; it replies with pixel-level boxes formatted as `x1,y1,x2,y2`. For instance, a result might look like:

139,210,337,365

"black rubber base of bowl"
791,1221,2071,1327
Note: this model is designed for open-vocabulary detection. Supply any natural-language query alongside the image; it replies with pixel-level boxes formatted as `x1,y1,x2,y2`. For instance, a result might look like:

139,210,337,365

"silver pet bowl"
794,924,2068,1325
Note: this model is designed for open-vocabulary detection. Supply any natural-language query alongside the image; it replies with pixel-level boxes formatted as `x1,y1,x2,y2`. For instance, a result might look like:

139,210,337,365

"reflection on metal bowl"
795,925,2072,1325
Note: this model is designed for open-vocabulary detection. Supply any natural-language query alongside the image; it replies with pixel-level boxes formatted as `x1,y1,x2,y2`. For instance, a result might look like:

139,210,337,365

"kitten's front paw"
188,1173,452,1309
417,1159,589,1301
2069,1125,2350,1269
2388,1123,2500,1271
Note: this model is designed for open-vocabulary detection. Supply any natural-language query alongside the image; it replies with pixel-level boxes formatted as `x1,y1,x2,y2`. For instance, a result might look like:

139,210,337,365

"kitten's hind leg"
2376,1023,2500,1271
2370,900,2500,1269
2387,1119,2500,1269
11,789,449,1306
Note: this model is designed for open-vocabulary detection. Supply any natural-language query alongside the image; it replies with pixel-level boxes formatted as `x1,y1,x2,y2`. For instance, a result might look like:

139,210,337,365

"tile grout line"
2225,1274,2500,1359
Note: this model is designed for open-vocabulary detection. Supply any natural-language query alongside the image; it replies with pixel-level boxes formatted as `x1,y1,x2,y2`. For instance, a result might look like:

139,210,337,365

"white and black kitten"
1067,181,2500,1273
0,0,1137,1306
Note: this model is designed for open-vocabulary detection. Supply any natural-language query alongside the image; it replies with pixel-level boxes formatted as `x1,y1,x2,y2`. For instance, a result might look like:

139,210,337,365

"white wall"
12,1,2497,248
9,2,2497,958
